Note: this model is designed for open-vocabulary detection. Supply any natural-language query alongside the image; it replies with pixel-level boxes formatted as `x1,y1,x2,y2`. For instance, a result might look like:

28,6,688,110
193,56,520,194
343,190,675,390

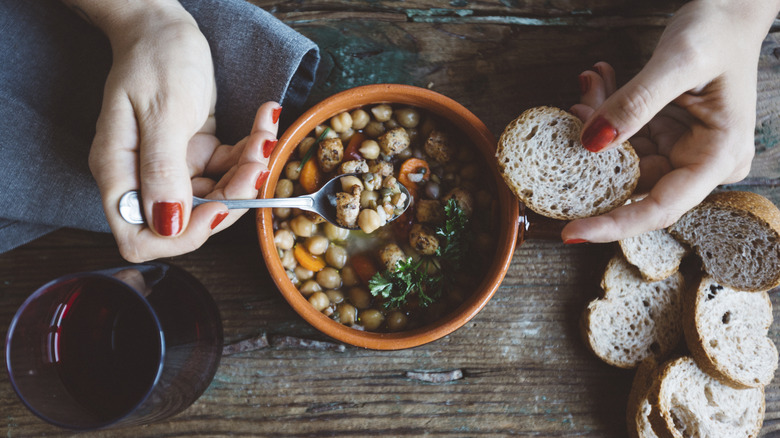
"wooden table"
2,1,780,436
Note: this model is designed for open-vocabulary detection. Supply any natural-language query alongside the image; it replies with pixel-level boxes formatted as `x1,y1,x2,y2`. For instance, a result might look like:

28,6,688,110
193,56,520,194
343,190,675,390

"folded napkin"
0,0,319,252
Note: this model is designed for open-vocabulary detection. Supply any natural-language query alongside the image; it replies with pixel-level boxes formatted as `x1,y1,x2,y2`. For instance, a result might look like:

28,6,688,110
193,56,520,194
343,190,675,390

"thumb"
581,55,700,153
139,121,194,237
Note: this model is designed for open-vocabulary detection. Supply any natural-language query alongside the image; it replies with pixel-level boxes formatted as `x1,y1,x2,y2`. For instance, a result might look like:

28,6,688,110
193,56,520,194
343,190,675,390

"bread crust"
496,106,639,220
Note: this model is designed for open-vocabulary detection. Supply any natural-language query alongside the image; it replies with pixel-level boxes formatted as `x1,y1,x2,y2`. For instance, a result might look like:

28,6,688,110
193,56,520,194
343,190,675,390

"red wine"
52,277,162,422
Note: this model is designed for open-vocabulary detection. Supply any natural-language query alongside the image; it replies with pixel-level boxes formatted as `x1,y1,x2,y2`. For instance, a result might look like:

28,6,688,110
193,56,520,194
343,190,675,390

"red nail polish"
578,74,590,95
582,117,617,152
272,107,282,124
564,238,588,244
152,202,183,236
255,170,270,190
263,139,278,159
210,211,228,230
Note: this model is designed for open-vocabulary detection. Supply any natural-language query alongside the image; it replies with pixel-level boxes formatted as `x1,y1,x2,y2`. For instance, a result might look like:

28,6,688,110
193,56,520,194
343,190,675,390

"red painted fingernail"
210,211,228,230
272,107,282,124
152,202,183,236
564,238,588,244
582,117,617,152
255,170,270,190
578,74,590,95
263,139,278,159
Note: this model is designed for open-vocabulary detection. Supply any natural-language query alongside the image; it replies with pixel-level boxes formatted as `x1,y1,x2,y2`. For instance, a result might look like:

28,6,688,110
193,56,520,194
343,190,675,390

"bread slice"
669,191,780,292
648,356,765,438
683,276,778,389
496,106,639,220
619,228,689,282
581,255,685,368
627,358,661,438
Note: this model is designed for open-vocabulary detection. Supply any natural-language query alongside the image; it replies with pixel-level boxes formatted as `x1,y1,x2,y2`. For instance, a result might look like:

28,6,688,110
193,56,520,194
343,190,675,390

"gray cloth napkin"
0,0,319,252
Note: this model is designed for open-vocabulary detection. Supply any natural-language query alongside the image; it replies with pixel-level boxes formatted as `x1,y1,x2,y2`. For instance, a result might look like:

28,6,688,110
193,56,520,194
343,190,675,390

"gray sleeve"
0,0,319,253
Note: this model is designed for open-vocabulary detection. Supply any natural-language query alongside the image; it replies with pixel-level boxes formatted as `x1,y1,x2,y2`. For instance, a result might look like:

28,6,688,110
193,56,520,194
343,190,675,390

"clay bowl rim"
257,83,520,350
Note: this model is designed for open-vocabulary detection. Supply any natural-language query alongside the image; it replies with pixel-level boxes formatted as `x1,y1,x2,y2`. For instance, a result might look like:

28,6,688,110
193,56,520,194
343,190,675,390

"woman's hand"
66,0,280,262
561,0,780,243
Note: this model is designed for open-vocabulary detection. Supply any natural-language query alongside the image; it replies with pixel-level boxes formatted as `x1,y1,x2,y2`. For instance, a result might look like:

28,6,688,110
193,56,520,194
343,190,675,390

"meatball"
409,224,439,255
339,159,369,175
415,199,445,225
368,160,394,178
377,127,410,156
318,137,344,172
443,187,474,218
335,184,362,228
424,129,452,163
379,243,406,272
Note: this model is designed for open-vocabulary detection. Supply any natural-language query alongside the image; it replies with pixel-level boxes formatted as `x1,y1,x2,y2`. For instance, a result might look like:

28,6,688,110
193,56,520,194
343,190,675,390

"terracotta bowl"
257,84,520,350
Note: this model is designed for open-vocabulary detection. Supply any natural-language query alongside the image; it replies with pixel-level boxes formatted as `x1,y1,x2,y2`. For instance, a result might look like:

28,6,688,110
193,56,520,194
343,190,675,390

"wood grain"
2,1,780,436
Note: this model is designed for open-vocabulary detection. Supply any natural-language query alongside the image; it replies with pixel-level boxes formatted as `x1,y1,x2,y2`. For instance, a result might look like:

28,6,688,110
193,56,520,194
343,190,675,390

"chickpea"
308,292,330,312
360,190,379,209
359,309,385,331
280,249,297,270
325,245,348,269
316,267,342,289
339,128,355,142
350,109,370,130
386,311,408,331
340,175,363,192
315,124,338,139
326,290,344,304
294,266,314,281
348,287,372,309
286,269,300,287
371,104,393,122
330,111,353,133
305,235,329,255
299,280,322,297
394,108,420,128
358,209,383,234
273,207,291,219
274,229,295,250
341,266,359,286
337,303,357,325
358,139,380,160
364,120,386,138
396,147,413,160
384,118,399,130
323,222,350,241
290,215,316,237
298,136,316,159
285,161,302,180
275,179,294,198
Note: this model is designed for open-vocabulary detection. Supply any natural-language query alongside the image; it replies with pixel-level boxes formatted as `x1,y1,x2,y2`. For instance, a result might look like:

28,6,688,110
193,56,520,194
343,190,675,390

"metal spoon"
117,173,411,230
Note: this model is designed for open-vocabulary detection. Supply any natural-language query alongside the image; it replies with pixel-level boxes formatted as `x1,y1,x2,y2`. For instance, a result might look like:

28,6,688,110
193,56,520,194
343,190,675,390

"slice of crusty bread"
648,356,765,438
619,228,689,282
683,276,778,389
581,256,684,369
496,106,639,220
669,191,780,292
627,358,661,438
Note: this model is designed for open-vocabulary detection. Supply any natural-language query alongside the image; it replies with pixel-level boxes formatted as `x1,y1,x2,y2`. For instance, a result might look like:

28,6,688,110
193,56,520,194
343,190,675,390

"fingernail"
564,238,588,245
255,170,270,190
210,211,228,230
592,64,603,76
152,202,183,236
272,107,282,124
263,139,278,159
582,117,617,152
578,74,590,95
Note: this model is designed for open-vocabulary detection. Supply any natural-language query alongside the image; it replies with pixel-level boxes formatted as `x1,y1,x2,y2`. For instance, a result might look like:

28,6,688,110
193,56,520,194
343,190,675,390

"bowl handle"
517,203,567,244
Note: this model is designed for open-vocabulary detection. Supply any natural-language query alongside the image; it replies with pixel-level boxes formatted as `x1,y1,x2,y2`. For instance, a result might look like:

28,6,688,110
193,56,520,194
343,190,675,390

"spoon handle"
192,196,314,210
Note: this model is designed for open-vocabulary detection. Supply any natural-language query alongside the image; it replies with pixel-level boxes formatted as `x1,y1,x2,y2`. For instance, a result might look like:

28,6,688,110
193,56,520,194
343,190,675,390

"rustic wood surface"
2,1,780,436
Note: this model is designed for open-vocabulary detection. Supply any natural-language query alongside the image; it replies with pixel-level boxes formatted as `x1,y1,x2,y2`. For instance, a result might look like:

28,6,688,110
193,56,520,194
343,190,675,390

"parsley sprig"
368,199,470,308
298,127,330,170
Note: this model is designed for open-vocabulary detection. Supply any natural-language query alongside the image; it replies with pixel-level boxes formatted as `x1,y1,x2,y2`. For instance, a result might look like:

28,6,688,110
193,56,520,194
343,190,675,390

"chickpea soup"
272,103,499,332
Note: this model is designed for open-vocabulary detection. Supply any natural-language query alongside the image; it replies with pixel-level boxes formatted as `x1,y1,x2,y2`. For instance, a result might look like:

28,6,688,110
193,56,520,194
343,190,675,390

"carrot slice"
294,244,326,272
350,254,378,285
299,158,322,194
397,158,430,189
344,132,367,161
